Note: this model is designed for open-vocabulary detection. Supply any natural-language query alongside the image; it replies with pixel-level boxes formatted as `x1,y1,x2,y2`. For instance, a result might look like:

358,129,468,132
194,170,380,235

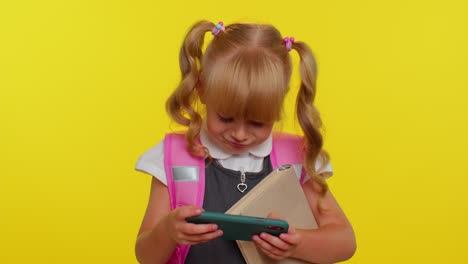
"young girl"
135,20,356,263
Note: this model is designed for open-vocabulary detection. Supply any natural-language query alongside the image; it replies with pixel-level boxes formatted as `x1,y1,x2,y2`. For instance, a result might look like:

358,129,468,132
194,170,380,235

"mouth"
228,141,248,149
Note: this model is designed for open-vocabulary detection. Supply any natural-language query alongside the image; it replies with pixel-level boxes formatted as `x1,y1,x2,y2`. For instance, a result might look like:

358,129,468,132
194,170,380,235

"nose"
231,124,248,142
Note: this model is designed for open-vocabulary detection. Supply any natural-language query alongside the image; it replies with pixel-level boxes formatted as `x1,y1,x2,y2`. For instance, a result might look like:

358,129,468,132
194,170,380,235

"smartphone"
186,211,289,241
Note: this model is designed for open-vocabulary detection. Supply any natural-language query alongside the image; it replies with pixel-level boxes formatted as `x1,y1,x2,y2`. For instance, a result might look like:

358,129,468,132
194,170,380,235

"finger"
279,231,300,245
184,222,219,235
287,225,297,234
176,206,203,220
185,229,224,244
266,212,284,220
259,232,291,251
252,235,284,260
253,234,286,255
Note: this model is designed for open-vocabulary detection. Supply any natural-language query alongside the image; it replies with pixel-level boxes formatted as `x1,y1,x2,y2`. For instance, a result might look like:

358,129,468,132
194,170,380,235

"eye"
217,114,234,123
249,120,265,127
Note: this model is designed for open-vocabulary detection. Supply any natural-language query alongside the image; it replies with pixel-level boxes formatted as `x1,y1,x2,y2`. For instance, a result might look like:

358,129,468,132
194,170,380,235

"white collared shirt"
135,130,332,185
199,128,271,174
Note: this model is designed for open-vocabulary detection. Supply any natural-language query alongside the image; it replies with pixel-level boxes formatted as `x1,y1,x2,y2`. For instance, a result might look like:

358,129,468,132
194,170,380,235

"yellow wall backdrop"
1,0,467,263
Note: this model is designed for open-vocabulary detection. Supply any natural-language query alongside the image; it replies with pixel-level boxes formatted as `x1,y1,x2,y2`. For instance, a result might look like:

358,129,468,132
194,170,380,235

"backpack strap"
271,132,306,184
164,133,206,209
164,133,205,264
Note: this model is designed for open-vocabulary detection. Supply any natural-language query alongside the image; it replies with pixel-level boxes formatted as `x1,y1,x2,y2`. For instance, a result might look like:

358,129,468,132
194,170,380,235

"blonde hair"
166,20,330,194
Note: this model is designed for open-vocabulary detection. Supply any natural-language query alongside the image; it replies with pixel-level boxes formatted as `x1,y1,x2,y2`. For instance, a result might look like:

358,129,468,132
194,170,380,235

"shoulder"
271,132,305,156
135,138,167,185
272,132,333,179
134,132,198,185
272,131,303,142
163,132,190,153
135,132,187,166
271,132,304,155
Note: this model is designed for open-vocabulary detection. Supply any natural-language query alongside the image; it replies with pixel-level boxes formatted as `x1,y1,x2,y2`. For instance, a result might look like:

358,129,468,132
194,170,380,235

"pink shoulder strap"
271,132,306,183
164,133,205,209
164,133,205,264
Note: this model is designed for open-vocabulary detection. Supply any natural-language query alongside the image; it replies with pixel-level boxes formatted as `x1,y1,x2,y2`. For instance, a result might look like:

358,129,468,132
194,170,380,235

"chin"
226,145,250,154
229,149,247,155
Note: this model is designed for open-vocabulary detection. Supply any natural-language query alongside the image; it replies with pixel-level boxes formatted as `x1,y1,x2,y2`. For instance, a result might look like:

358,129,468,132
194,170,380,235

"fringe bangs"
203,49,288,122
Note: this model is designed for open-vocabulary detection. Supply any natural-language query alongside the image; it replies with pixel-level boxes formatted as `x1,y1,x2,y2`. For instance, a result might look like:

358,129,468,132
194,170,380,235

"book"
226,165,318,264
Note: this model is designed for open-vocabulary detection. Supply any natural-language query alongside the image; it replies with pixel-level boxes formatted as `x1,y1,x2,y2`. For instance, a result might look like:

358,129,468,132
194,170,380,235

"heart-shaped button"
237,183,248,193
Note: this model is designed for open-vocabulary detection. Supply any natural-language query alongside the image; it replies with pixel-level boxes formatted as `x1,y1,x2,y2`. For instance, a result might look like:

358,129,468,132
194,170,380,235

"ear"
196,77,206,104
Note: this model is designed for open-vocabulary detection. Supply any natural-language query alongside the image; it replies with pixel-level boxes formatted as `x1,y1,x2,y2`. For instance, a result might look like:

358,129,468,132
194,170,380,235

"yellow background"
1,0,467,263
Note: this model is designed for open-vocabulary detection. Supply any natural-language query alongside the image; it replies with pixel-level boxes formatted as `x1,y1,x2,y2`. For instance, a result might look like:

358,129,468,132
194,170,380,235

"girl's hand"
252,213,301,260
162,205,223,245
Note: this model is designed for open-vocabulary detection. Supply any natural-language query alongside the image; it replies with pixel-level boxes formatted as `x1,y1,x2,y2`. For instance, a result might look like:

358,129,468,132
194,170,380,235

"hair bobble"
212,21,225,36
283,36,295,52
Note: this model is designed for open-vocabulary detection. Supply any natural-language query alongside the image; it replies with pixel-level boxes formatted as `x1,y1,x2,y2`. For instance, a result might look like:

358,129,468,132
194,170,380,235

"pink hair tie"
283,36,295,52
212,21,225,36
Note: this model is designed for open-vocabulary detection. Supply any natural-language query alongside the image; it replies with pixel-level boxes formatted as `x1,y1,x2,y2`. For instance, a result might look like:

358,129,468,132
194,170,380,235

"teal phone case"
186,212,289,241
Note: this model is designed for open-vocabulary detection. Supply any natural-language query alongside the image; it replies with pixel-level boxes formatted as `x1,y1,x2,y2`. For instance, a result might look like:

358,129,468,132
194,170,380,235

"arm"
253,179,356,263
135,177,222,264
294,179,356,263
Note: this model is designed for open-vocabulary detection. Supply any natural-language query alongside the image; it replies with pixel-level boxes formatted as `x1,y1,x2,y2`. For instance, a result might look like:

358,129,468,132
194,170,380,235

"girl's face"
205,105,274,155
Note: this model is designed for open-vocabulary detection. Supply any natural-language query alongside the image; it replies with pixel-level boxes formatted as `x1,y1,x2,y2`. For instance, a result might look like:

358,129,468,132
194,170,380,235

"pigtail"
166,21,214,156
292,41,331,195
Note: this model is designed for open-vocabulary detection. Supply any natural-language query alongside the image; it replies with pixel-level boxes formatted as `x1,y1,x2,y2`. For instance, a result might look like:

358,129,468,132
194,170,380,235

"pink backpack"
163,132,306,264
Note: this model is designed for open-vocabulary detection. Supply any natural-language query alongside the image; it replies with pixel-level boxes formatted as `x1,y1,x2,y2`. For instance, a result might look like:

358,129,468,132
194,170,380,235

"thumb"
267,212,284,220
176,205,203,220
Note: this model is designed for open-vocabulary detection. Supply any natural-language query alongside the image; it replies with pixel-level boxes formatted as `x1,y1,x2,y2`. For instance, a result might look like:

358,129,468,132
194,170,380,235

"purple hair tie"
283,36,295,52
212,21,225,36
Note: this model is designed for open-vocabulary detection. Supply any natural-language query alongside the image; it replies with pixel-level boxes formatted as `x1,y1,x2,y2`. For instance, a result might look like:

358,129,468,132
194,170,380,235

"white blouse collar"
199,129,272,160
